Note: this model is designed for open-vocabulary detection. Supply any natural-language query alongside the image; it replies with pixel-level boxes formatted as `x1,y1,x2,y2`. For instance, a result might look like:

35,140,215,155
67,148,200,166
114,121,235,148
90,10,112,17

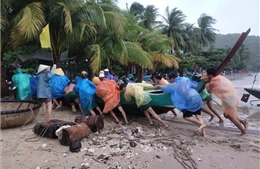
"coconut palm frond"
1,15,9,32
138,30,172,52
10,2,45,48
85,44,103,73
72,21,97,42
150,52,179,68
104,11,127,35
124,41,153,69
84,2,107,29
57,2,73,33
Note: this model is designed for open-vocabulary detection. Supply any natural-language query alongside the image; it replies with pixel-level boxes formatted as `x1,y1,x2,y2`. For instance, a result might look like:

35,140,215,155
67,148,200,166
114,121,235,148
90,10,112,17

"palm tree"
196,13,218,49
45,0,106,68
129,2,145,21
181,23,199,53
160,7,186,52
142,5,159,30
136,29,179,70
1,0,45,96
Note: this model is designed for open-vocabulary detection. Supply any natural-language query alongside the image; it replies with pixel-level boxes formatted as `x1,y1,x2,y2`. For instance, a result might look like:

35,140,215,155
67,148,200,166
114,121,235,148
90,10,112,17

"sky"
117,0,260,36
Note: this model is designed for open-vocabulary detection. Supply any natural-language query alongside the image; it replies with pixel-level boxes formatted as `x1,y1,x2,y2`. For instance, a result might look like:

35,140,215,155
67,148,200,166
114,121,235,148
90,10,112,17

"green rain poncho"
12,68,32,100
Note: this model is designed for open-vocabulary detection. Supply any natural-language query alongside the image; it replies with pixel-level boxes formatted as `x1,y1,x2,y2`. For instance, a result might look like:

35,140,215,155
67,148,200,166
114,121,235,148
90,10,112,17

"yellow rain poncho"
124,83,156,107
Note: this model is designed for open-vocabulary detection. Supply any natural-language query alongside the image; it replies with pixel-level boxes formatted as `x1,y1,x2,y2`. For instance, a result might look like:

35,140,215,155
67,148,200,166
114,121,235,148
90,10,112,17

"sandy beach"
1,74,260,169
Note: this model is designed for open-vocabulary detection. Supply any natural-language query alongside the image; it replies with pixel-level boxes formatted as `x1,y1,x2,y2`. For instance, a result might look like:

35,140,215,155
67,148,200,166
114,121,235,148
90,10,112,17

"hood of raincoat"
15,68,22,74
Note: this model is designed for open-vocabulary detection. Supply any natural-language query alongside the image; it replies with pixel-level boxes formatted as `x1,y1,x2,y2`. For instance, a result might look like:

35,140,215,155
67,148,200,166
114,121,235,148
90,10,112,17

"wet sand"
1,73,260,169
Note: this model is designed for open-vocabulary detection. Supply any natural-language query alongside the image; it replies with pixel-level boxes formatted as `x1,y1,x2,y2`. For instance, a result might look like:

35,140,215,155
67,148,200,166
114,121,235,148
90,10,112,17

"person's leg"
184,116,204,126
170,108,178,117
207,101,224,123
195,114,207,137
74,98,84,113
109,110,120,123
118,106,128,124
53,99,60,109
143,109,153,125
201,107,215,122
147,107,168,128
46,99,53,122
71,103,77,112
238,117,248,132
42,101,48,122
58,100,63,111
95,106,103,115
89,109,96,116
183,110,206,132
224,114,247,135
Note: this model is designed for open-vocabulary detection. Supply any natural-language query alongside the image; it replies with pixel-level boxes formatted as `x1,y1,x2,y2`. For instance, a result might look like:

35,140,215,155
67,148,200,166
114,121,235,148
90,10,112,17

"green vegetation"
213,34,260,71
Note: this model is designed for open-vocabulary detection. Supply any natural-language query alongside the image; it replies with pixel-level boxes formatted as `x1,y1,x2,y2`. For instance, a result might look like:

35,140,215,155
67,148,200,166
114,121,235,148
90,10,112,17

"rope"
20,107,35,131
20,106,51,142
24,124,51,142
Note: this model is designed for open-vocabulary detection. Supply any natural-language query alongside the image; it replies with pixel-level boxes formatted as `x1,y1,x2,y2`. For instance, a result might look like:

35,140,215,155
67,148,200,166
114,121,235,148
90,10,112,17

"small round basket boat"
1,100,41,129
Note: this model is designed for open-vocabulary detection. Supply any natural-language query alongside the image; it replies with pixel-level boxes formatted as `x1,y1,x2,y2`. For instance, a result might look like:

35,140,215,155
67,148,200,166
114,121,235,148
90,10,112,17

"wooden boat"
96,90,174,116
1,100,41,129
244,88,260,106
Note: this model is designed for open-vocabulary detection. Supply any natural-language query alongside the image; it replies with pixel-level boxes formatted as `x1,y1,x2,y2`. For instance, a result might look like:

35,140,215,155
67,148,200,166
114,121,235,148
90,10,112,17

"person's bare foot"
71,106,77,112
243,121,249,132
218,119,224,123
202,129,207,137
240,132,247,136
209,115,215,122
162,123,168,128
195,130,201,136
55,106,61,111
197,124,206,132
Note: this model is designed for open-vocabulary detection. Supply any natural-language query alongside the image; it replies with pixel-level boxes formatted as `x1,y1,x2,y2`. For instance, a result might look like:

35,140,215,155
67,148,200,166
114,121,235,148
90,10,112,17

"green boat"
96,80,206,116
96,89,174,116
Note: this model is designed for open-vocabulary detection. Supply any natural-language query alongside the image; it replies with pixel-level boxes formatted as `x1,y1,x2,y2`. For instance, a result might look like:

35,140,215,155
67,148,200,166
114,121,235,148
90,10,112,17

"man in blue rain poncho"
158,73,207,137
12,68,32,100
74,78,102,116
36,64,54,122
51,68,69,110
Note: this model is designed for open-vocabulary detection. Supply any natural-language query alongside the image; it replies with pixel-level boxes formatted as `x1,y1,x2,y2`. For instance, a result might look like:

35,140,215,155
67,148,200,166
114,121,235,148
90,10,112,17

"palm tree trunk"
53,54,61,68
1,60,9,97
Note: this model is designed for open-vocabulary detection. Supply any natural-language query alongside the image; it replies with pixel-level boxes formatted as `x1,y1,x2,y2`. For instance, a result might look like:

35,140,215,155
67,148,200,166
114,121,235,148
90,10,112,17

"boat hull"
96,90,174,115
1,100,41,129
244,88,260,99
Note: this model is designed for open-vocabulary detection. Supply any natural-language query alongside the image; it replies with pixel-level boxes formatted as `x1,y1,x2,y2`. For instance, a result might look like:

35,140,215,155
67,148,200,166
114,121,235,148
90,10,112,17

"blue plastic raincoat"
161,77,203,112
74,79,97,115
36,71,54,99
51,75,69,99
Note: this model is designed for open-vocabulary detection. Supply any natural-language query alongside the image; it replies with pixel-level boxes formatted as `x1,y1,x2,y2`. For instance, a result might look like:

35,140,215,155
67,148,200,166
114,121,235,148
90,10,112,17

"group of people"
11,64,248,136
154,68,248,136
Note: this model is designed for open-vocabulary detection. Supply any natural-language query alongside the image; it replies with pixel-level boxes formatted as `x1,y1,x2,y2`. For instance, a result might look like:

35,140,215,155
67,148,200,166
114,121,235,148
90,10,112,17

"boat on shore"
1,100,41,129
96,89,174,116
244,88,260,106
